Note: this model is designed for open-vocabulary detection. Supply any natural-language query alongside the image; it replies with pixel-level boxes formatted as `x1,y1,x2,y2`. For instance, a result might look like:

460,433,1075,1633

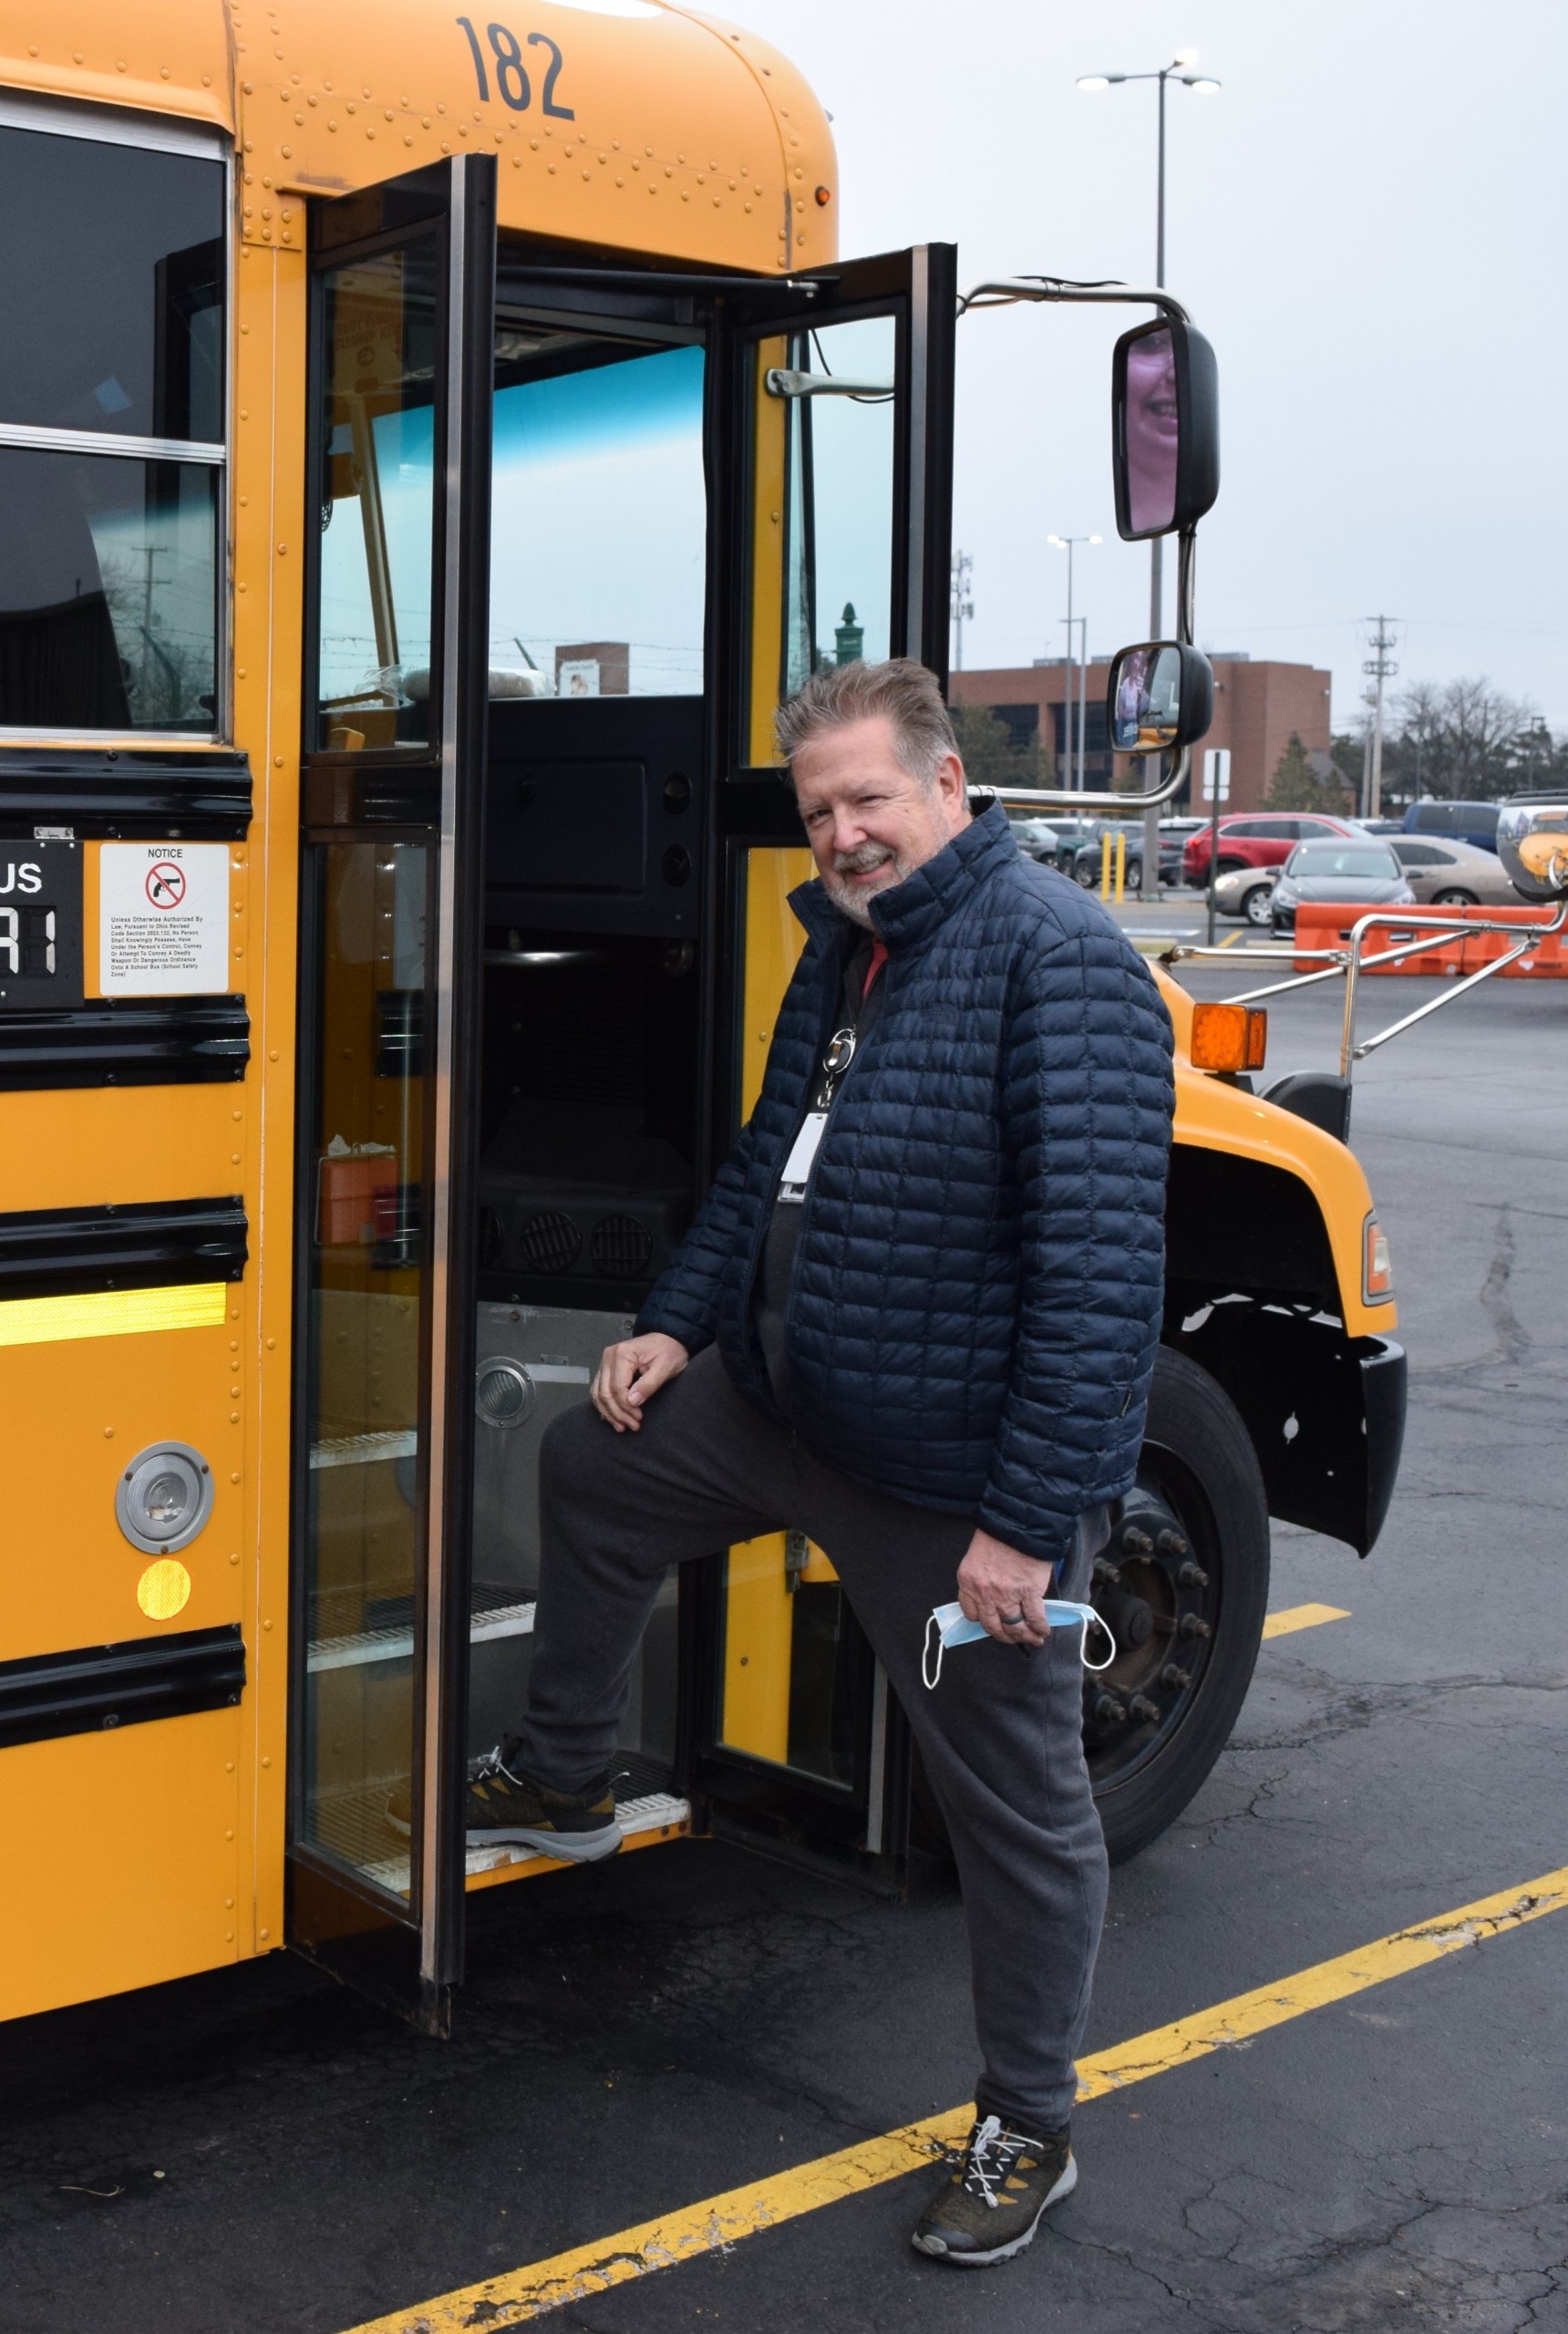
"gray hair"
773,657,958,789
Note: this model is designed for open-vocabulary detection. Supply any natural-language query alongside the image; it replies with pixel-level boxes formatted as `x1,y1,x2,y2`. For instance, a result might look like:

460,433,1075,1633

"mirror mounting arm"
972,745,1192,817
957,277,1192,327
1176,525,1196,647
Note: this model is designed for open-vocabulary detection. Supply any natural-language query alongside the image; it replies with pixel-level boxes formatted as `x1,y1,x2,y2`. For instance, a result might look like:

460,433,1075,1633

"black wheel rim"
1083,1442,1222,1792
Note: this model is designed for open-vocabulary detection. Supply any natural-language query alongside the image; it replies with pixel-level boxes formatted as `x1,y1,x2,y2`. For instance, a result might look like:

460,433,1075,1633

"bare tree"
1384,676,1541,802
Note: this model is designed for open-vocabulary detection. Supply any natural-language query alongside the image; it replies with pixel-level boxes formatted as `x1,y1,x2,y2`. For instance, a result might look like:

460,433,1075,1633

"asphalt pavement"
4,956,1566,2333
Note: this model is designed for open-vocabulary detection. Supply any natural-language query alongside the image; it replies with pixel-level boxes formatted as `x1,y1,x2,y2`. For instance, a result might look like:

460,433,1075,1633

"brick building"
950,654,1335,811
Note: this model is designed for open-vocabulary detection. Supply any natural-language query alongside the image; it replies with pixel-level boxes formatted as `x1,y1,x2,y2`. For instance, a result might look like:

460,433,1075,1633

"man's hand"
957,1526,1057,1647
592,1332,689,1432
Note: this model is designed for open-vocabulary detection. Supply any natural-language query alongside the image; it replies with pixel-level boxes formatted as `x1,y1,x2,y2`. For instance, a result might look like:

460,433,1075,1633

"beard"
823,841,907,927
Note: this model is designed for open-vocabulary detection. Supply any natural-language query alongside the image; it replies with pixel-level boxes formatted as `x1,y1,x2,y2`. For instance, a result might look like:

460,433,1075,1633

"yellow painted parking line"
340,1864,1568,2332
1263,1602,1352,1640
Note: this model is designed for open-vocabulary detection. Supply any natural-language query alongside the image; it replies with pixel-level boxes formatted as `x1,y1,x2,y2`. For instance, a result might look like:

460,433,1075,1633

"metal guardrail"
1160,899,1568,1079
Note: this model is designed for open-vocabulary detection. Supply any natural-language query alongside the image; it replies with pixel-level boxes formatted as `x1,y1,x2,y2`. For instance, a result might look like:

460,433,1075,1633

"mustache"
832,842,895,875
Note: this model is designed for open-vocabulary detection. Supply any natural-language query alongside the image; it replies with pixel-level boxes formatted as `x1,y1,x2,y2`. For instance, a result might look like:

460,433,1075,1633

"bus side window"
0,122,224,736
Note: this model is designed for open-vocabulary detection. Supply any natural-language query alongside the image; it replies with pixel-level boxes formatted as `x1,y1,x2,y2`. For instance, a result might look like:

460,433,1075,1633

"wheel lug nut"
1093,1556,1122,1585
1177,1561,1209,1589
1129,1693,1161,1723
1094,1692,1127,1725
1121,1525,1154,1555
1156,1527,1189,1557
1161,1664,1192,1691
1179,1615,1212,1640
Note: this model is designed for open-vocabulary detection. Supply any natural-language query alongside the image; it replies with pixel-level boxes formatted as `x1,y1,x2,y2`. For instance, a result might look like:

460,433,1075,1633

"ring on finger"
999,1610,1026,1627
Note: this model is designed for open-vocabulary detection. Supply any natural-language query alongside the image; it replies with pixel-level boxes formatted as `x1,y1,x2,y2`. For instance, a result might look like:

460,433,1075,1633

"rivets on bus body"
232,1471,242,1483
263,1620,273,1632
230,1553,240,1566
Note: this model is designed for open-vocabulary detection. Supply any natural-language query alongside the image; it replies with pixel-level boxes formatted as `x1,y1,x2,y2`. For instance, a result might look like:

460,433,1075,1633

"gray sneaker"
911,2114,1076,2266
387,1740,624,1862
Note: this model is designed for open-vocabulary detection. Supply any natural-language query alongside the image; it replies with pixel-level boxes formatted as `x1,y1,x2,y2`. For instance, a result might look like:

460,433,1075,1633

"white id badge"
778,1110,827,1203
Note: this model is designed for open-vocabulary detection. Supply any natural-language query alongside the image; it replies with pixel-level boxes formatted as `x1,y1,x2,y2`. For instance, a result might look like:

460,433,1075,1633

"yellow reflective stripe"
0,1281,229,1348
339,1864,1568,2332
1263,1602,1352,1639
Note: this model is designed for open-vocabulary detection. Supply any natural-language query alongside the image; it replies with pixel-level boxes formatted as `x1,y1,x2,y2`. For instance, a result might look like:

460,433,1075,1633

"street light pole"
1079,51,1220,893
1047,533,1100,790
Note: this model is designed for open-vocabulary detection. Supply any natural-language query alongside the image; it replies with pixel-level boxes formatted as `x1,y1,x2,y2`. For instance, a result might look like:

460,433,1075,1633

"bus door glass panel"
300,840,428,1896
472,308,708,1806
489,325,706,697
0,119,224,733
316,245,438,747
779,317,896,696
295,160,494,1991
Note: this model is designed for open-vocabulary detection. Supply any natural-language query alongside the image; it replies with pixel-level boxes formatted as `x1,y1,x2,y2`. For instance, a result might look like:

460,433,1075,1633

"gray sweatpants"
515,1344,1110,2133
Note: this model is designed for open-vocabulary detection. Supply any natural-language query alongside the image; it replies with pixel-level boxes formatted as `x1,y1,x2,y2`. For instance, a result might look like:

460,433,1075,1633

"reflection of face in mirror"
1111,644,1181,751
1125,328,1179,535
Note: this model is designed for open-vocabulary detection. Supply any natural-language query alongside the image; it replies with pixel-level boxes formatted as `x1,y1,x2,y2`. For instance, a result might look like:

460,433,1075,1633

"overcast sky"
728,0,1568,733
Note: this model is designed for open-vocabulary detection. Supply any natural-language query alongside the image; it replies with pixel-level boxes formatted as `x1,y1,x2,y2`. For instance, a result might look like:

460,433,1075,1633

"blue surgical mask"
922,1599,1117,1689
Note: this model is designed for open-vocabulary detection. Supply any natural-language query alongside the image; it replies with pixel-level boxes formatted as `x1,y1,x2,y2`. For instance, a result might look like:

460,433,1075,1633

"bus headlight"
1363,1214,1394,1303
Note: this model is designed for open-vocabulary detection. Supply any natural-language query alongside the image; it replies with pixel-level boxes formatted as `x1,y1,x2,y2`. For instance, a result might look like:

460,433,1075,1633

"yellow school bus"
0,0,1402,2033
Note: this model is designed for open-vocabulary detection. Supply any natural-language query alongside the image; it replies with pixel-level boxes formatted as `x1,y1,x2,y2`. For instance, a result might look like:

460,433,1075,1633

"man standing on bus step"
469,658,1175,2267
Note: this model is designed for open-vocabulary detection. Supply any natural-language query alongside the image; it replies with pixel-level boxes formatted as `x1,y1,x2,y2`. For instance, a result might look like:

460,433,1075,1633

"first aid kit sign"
98,843,231,996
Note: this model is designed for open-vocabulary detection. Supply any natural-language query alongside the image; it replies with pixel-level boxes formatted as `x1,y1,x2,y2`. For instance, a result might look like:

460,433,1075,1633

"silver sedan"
1208,863,1278,927
1388,836,1526,907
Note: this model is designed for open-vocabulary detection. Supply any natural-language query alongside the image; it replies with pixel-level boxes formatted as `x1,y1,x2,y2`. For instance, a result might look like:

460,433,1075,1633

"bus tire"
1089,1347,1270,1863
907,1348,1270,1870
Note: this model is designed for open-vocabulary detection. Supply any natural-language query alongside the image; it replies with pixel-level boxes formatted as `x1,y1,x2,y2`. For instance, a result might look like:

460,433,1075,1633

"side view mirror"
1106,641,1214,755
1112,316,1220,541
1496,800,1568,902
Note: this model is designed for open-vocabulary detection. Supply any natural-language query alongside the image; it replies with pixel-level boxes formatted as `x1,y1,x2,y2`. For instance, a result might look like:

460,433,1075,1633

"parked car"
1388,836,1523,907
1182,811,1359,886
1271,840,1416,937
1009,816,1078,863
1210,863,1278,927
1402,800,1501,854
1063,821,1177,889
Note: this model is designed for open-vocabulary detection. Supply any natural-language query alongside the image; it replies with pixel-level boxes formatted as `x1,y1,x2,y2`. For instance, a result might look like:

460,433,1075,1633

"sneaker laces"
468,1744,627,1800
958,2115,1047,2211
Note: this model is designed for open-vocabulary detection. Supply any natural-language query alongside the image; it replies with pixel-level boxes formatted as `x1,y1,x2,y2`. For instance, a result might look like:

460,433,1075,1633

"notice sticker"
98,843,232,996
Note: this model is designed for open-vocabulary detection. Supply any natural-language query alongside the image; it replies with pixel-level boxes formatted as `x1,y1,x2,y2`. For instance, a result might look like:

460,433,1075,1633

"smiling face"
791,714,970,926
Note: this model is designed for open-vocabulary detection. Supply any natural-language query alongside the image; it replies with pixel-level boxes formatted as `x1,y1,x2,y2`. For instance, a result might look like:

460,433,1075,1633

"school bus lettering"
455,17,575,118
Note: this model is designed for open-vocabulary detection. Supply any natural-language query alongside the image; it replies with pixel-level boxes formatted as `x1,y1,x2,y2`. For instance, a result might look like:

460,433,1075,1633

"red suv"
1181,811,1359,885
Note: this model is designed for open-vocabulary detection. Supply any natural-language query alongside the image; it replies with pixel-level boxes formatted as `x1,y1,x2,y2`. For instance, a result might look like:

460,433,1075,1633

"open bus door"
290,155,497,2033
694,246,956,1885
290,213,954,2025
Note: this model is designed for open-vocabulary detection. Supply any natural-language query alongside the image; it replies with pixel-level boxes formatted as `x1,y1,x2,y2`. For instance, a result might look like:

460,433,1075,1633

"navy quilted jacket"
636,802,1175,1566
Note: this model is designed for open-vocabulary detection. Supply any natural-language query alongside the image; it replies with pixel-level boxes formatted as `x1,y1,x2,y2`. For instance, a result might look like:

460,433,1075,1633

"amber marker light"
814,184,831,204
1364,1213,1394,1302
1189,1001,1267,1074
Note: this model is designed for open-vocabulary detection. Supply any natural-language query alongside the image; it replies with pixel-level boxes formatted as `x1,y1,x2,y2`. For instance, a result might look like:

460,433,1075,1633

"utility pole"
1362,617,1399,819
950,550,974,672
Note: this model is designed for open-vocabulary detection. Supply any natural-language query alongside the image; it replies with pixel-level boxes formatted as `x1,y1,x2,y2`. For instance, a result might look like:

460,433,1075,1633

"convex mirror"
1107,641,1214,755
1496,798,1568,902
1112,316,1220,541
